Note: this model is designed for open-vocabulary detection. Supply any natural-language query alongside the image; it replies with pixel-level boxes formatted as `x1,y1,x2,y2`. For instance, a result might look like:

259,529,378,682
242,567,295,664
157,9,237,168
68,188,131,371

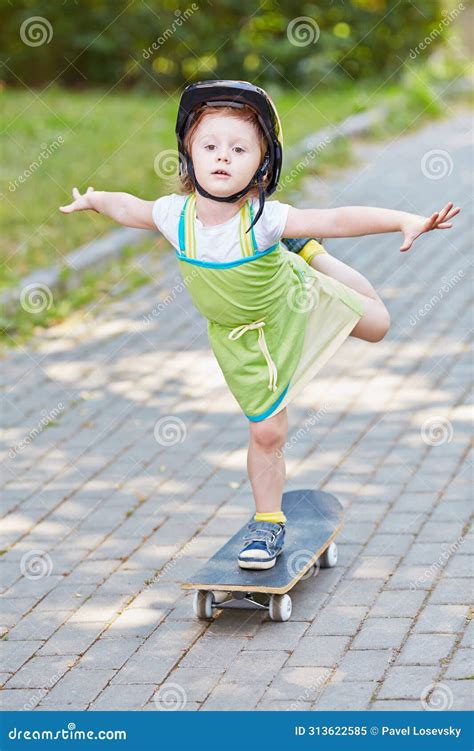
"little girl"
60,79,459,571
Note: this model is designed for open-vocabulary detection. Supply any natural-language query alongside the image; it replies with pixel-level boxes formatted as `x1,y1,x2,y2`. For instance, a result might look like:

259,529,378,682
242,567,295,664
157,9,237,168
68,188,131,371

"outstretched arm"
59,187,157,230
283,202,460,252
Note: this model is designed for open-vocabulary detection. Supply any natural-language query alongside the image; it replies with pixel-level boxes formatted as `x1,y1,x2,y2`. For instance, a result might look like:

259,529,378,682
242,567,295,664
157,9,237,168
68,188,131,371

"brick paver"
1,108,471,712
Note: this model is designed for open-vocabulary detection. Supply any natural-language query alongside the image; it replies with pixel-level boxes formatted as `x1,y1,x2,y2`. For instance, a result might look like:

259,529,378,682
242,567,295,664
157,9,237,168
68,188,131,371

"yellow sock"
298,239,328,265
254,510,287,524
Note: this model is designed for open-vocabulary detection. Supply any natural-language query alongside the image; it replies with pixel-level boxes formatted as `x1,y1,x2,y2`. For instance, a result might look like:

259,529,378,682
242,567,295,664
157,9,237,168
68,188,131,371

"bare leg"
247,408,288,512
309,252,391,343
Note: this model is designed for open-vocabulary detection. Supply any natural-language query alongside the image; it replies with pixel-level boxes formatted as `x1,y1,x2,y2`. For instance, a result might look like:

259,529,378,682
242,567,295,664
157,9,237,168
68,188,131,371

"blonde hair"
169,104,269,198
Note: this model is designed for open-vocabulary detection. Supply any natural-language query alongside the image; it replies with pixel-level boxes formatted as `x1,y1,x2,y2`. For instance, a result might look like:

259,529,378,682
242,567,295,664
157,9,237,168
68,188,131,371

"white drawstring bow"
228,319,278,392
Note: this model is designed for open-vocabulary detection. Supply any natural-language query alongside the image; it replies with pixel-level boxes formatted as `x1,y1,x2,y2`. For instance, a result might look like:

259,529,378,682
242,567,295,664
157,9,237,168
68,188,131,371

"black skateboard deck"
181,489,344,621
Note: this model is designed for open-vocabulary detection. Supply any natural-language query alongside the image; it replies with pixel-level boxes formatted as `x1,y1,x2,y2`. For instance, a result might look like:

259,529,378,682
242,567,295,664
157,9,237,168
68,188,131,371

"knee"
249,417,287,452
370,307,391,342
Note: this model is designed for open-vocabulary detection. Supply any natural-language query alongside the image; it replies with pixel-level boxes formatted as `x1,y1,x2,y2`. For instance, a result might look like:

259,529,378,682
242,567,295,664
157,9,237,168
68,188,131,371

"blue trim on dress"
249,201,258,253
245,382,290,422
175,242,280,268
178,196,190,254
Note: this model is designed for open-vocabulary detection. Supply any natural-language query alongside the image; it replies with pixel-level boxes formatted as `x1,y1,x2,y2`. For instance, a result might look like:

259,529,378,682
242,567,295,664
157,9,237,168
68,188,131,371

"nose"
217,149,230,163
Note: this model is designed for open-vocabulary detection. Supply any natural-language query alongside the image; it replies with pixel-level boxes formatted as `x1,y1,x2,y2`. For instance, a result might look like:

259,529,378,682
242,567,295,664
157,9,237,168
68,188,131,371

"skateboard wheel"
193,590,215,619
213,590,230,604
319,542,338,568
268,594,292,622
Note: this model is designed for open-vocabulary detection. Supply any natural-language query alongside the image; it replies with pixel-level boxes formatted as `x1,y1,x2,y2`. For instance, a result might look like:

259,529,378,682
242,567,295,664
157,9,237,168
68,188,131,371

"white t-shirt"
152,193,291,263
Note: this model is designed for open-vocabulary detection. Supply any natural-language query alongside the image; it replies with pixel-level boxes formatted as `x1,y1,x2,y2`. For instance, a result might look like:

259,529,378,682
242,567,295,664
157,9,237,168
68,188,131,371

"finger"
437,202,454,222
426,212,439,230
72,187,81,199
444,207,461,220
435,223,453,229
400,239,412,252
87,186,94,192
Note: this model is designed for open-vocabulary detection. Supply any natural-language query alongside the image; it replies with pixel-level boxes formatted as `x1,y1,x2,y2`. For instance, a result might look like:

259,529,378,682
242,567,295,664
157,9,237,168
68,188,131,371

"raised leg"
309,251,391,343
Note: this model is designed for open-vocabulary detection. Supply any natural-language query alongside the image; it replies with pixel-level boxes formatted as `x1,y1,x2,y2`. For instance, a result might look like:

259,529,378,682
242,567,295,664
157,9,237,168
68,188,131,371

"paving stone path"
1,109,472,712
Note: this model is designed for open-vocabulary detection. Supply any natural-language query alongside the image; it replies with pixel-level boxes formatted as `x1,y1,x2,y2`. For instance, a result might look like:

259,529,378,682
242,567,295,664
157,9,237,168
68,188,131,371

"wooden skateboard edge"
179,522,343,596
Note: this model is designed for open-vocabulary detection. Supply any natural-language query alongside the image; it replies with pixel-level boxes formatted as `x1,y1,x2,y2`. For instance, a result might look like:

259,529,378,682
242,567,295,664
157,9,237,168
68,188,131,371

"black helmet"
175,80,283,231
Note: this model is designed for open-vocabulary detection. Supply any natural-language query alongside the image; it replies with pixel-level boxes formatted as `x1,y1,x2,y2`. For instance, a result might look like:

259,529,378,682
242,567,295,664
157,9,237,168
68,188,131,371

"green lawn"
1,79,400,290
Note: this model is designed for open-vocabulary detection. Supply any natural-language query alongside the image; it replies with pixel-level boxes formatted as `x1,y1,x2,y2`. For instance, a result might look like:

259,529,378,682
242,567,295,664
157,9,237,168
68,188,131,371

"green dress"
175,193,364,422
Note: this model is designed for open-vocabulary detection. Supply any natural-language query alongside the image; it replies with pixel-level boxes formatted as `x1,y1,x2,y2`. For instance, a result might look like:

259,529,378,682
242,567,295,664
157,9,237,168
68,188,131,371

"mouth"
212,169,231,178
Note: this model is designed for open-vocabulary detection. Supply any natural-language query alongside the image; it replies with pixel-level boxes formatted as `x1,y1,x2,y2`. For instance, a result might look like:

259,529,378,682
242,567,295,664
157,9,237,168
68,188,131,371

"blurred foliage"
0,0,458,90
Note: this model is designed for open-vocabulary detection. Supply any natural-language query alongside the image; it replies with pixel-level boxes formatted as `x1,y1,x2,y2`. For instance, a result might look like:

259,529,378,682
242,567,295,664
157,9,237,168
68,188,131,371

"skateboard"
181,489,343,622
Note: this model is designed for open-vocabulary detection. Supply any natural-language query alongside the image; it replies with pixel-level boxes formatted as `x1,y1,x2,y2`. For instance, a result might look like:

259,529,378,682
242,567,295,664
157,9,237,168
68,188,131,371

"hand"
59,186,96,213
399,201,461,252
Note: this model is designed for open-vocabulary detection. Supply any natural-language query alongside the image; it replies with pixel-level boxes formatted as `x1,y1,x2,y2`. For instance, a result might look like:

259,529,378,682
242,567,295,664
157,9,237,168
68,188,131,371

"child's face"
191,113,263,198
